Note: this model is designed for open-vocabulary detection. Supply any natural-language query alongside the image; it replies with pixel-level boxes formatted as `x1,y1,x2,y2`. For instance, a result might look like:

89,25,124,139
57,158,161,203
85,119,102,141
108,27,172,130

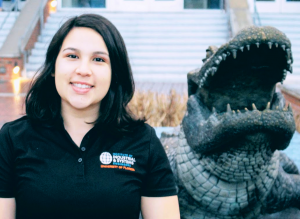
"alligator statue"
161,26,300,219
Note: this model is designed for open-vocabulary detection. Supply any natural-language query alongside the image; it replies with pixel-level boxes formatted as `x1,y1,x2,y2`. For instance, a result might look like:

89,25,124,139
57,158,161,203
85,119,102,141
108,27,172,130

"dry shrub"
128,90,188,127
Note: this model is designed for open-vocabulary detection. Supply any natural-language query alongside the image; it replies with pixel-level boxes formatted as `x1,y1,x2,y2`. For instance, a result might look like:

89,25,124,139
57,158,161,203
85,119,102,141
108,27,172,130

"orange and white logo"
100,152,136,171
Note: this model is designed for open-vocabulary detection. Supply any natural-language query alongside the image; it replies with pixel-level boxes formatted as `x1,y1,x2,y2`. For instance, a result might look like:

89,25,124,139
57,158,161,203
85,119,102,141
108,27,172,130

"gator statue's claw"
162,26,299,219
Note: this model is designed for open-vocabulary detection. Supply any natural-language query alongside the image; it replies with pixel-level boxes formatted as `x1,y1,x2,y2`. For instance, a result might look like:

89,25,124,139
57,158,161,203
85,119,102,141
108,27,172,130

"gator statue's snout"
162,26,300,219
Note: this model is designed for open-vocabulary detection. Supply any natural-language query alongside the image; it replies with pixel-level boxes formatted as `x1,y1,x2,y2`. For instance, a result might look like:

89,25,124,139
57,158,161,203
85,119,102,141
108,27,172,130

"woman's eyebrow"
63,47,109,56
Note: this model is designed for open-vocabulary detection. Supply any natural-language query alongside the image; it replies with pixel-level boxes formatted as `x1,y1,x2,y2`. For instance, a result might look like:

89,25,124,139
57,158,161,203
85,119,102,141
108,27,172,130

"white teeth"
268,42,272,49
222,53,227,60
73,83,92,89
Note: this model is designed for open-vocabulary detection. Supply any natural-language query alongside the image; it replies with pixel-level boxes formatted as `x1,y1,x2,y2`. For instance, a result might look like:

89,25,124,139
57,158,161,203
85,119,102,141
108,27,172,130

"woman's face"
54,27,111,113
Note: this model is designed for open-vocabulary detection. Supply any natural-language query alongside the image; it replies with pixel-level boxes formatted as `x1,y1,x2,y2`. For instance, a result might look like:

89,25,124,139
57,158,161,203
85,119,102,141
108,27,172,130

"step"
34,38,226,49
51,10,225,18
0,36,6,43
0,30,10,36
41,25,228,36
1,23,15,30
30,45,215,56
45,17,227,26
38,32,228,43
26,10,228,79
131,65,199,74
259,14,300,20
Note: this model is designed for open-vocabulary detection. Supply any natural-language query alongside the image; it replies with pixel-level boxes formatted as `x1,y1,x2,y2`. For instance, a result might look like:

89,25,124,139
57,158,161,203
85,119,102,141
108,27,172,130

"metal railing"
18,0,47,77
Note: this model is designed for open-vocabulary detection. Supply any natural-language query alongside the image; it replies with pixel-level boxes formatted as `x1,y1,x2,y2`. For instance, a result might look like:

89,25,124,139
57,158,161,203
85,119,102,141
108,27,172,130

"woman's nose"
75,61,92,76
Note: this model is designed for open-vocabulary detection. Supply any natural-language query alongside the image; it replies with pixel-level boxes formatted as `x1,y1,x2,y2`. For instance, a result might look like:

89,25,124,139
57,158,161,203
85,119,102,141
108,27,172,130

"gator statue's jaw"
183,26,296,154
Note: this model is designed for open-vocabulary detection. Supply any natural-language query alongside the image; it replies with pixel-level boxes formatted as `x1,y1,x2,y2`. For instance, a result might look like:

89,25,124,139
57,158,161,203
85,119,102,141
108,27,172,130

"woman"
0,14,180,218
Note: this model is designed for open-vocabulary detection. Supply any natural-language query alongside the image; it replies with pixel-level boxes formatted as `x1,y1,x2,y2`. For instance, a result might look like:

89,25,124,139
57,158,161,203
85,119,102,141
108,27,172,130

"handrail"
253,0,262,26
18,0,47,77
18,0,47,53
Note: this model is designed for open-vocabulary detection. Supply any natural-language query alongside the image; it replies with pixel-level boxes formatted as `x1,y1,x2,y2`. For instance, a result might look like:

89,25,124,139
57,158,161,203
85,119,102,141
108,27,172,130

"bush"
129,90,188,127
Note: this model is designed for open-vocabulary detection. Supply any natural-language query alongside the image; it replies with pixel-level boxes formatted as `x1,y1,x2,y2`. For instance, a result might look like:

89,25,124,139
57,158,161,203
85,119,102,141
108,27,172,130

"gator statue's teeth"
268,42,273,49
266,102,271,110
252,103,257,110
227,103,231,112
222,53,227,60
194,26,294,89
232,49,237,59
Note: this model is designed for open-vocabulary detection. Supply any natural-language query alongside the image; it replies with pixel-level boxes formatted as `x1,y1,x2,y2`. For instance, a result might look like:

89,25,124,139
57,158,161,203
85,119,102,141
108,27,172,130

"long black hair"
25,14,144,134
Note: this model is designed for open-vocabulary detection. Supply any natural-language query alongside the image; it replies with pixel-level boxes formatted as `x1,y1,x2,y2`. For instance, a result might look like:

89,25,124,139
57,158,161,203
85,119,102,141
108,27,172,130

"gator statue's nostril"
161,26,299,219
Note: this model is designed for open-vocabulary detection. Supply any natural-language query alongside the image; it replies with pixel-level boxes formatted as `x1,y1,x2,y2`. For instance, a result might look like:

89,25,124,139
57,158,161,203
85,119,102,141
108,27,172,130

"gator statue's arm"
162,26,300,219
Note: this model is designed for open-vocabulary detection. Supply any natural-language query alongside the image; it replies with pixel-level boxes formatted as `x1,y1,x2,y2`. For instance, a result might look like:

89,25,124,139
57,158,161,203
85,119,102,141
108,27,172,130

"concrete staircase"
0,12,20,49
259,13,300,76
26,10,229,82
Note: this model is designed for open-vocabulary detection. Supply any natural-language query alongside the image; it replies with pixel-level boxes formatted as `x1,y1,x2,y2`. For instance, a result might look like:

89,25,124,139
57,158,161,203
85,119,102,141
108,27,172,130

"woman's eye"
93,57,104,62
67,54,78,59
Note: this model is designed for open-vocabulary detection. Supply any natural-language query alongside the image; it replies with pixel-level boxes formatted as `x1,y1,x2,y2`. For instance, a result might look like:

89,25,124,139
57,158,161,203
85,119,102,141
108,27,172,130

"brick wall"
281,90,300,133
0,57,23,81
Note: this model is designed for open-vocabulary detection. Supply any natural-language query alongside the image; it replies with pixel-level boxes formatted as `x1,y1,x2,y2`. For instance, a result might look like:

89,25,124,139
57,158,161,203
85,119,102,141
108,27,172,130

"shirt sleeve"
0,123,15,198
141,127,178,197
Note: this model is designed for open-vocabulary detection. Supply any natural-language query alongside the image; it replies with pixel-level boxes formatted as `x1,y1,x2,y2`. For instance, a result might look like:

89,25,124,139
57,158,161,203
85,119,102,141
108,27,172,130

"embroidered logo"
100,152,136,172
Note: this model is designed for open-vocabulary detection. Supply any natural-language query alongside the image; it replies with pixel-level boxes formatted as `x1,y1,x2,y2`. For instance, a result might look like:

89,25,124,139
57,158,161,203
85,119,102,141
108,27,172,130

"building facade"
56,0,300,12
57,0,224,11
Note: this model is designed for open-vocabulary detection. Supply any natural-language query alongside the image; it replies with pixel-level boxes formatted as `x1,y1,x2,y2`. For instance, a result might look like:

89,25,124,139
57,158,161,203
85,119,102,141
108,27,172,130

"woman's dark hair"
25,14,144,134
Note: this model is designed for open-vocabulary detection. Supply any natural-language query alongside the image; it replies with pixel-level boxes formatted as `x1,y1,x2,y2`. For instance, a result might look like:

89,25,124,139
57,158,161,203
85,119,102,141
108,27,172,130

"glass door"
255,0,281,12
281,0,300,12
60,0,106,8
184,0,224,9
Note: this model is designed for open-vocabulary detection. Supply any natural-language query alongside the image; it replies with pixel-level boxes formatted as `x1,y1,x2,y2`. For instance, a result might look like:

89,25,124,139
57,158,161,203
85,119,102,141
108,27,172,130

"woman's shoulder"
127,122,155,138
1,116,30,132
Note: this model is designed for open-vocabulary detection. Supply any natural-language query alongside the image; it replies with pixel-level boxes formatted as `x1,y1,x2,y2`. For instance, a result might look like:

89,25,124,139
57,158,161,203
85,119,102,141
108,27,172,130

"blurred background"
0,0,299,159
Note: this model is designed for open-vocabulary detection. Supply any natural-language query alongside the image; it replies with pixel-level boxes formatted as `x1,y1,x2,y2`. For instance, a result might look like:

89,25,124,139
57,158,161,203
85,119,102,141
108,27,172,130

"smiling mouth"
71,82,94,89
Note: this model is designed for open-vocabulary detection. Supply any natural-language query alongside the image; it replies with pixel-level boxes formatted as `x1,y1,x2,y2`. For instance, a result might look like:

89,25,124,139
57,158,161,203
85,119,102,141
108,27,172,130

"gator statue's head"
184,26,295,155
172,26,298,218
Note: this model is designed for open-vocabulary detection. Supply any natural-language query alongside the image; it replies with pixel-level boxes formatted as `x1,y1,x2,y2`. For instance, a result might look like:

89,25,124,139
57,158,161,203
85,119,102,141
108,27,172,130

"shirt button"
81,147,86,152
78,158,83,163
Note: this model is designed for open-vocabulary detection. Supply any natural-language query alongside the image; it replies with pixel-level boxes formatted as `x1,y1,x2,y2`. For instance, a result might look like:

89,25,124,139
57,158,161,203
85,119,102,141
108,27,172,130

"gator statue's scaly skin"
162,26,300,219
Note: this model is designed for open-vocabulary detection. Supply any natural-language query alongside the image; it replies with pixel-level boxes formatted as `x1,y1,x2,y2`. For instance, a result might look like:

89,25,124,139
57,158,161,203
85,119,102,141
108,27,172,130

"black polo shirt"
0,116,177,219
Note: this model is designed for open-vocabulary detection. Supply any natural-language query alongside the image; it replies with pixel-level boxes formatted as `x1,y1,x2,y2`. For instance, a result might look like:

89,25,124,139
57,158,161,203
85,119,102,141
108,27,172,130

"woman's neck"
61,103,100,140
